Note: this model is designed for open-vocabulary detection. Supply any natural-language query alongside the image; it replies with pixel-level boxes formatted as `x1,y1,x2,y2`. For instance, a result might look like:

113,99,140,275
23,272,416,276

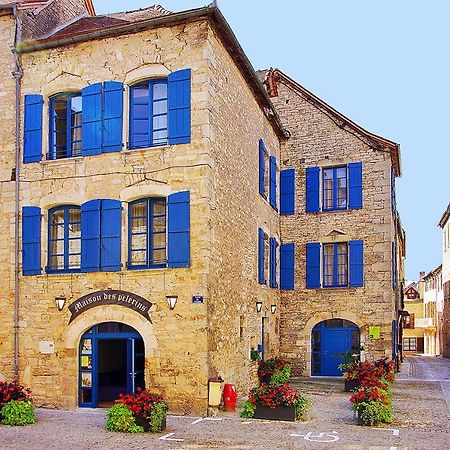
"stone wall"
272,77,397,375
0,12,17,382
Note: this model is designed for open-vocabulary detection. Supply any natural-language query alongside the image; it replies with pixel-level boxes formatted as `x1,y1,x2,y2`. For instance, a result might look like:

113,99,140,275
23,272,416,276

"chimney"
419,271,425,278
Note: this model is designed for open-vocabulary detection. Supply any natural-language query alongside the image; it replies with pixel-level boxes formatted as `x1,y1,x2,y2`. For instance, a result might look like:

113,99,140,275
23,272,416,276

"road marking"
191,417,224,424
191,418,203,424
290,431,339,443
371,428,400,436
159,432,184,442
390,447,398,450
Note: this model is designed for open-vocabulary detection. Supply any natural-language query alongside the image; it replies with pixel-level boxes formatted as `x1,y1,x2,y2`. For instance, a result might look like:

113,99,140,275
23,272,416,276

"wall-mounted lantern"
166,295,178,310
55,296,66,311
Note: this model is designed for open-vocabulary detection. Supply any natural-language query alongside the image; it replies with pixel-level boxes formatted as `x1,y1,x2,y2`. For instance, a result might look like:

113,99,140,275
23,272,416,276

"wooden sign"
68,290,152,324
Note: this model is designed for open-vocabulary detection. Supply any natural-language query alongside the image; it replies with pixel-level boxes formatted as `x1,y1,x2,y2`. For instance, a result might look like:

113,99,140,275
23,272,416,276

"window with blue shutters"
167,191,190,268
269,237,278,288
269,156,277,210
128,198,167,269
280,169,295,215
280,242,294,290
306,163,363,212
258,228,269,284
49,93,82,159
22,206,42,275
306,240,364,288
47,206,81,272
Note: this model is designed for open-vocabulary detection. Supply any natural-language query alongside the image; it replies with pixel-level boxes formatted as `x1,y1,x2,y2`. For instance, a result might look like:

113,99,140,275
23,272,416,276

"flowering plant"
116,388,167,419
257,357,288,382
0,381,32,410
350,386,390,407
249,383,304,409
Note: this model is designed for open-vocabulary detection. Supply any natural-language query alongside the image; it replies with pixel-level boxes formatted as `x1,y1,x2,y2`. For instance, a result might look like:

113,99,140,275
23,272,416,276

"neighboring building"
258,69,404,376
439,203,450,358
0,1,404,414
422,265,443,355
402,281,425,354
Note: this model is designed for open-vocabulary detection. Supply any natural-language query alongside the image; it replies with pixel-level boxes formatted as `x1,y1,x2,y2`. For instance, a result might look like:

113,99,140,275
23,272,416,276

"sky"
94,0,449,281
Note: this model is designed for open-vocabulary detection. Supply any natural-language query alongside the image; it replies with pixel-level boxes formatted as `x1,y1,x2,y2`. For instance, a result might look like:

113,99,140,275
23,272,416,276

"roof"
438,202,450,228
423,265,442,281
17,4,288,140
258,68,402,177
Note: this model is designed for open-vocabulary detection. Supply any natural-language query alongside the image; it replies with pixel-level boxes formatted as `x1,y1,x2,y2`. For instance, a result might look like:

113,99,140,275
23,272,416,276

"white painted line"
204,417,223,421
371,428,400,436
390,447,397,450
159,432,185,442
191,418,204,424
290,431,339,443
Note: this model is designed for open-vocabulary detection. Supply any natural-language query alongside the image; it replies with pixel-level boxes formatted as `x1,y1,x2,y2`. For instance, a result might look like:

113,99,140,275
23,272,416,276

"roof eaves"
438,202,450,228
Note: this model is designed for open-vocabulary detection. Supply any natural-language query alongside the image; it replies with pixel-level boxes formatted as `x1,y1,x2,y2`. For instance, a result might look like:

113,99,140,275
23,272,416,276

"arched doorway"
79,322,145,407
311,319,360,376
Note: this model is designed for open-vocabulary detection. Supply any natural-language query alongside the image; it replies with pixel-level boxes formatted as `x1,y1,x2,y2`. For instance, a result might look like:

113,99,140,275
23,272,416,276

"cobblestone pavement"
1,356,449,450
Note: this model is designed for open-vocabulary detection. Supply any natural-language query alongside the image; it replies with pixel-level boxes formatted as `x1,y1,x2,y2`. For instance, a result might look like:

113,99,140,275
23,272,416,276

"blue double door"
311,319,360,376
79,322,145,407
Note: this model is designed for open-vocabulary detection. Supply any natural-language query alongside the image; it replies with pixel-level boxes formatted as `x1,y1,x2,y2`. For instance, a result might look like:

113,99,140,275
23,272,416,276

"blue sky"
94,0,449,281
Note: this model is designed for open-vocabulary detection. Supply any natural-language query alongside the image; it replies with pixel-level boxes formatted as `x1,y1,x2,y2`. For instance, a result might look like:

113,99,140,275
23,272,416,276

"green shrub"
1,400,35,426
148,400,169,432
293,395,310,421
106,404,143,433
355,401,393,426
239,400,256,419
270,364,292,385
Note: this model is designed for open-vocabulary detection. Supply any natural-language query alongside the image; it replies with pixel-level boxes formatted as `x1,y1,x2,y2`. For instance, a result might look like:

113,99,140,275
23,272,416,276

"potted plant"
338,345,364,392
107,388,168,433
257,357,289,385
0,380,34,425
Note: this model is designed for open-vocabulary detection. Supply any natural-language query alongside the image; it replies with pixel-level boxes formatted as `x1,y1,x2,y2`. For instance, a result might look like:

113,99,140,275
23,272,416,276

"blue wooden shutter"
82,83,102,156
259,139,265,197
258,228,264,284
348,162,363,209
168,191,190,268
306,167,320,212
23,94,43,163
100,199,122,271
269,237,275,287
103,81,123,153
306,242,320,288
391,165,396,214
168,69,191,145
81,199,101,272
349,240,364,287
269,156,277,209
280,169,295,215
280,243,294,290
22,206,41,275
392,240,397,289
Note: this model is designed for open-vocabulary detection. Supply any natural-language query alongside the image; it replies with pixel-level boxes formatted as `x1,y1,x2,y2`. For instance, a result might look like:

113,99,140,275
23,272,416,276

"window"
47,206,81,272
129,80,168,149
403,337,416,351
128,198,167,268
323,166,347,211
49,93,82,159
323,242,348,287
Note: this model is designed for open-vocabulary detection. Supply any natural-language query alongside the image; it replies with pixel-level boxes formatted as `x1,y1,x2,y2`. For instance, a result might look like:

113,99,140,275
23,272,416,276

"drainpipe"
11,4,22,381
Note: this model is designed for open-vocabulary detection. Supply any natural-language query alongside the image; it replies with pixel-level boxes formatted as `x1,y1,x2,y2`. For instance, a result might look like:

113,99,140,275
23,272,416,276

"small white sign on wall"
39,341,55,354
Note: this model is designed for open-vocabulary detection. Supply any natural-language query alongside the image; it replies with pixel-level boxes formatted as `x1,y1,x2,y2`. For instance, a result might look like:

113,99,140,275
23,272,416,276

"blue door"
79,322,144,407
311,319,359,376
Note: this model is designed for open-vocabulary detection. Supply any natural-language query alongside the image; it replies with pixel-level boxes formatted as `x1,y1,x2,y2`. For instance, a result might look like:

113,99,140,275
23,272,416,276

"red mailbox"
223,383,237,412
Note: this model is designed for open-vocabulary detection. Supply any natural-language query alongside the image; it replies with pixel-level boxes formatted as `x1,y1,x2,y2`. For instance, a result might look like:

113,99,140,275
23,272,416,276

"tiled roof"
39,5,171,41
439,202,450,228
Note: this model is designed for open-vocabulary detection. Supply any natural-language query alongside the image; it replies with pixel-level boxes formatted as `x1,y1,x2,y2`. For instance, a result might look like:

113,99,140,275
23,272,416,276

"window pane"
131,201,147,218
131,234,146,249
132,87,149,103
153,200,166,216
153,99,167,115
131,218,147,233
153,232,166,249
153,115,167,131
69,208,81,222
69,239,81,254
153,82,167,100
49,255,64,270
323,244,334,285
153,215,166,233
133,105,149,120
69,254,81,269
131,250,146,265
153,249,166,264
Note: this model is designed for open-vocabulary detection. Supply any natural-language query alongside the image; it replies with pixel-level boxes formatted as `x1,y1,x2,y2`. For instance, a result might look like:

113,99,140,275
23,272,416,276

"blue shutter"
167,191,190,268
280,243,294,290
22,206,41,275
103,81,123,153
269,237,275,287
306,167,320,213
100,199,122,271
168,69,191,145
259,139,265,197
306,242,320,288
82,83,102,156
391,165,396,214
280,169,295,215
392,241,397,289
348,162,363,209
258,228,265,284
23,95,43,163
349,240,364,287
81,199,101,272
269,156,277,209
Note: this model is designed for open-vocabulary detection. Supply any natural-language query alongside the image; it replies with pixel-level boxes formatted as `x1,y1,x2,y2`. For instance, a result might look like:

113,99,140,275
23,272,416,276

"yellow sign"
369,326,381,339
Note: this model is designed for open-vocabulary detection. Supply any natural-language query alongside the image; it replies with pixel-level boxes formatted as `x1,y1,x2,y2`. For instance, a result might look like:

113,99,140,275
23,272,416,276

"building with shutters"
438,204,450,358
0,1,404,414
259,69,404,375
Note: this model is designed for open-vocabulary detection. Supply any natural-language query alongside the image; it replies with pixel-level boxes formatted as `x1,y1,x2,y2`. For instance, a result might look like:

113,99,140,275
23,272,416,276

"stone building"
0,1,404,413
438,203,450,358
402,281,425,355
259,69,404,375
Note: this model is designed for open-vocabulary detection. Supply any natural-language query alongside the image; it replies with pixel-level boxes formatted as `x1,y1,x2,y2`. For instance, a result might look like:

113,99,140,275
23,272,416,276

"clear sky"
94,0,449,281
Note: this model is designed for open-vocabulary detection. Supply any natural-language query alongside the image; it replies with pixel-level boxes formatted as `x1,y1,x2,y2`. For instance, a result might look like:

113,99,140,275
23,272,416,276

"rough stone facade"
263,70,402,375
439,205,450,357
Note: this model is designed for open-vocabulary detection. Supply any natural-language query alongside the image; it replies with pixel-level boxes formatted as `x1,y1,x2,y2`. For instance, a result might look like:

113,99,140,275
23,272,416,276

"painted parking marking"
191,417,223,424
371,428,400,436
159,432,184,442
290,431,339,442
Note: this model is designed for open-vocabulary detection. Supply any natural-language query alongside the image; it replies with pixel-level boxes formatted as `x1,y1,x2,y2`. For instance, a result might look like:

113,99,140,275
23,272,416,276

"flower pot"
356,409,364,426
253,406,296,422
344,378,360,392
260,375,272,385
134,414,166,432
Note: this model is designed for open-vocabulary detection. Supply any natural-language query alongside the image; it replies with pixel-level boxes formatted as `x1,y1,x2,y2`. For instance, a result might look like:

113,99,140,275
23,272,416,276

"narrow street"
1,356,449,449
